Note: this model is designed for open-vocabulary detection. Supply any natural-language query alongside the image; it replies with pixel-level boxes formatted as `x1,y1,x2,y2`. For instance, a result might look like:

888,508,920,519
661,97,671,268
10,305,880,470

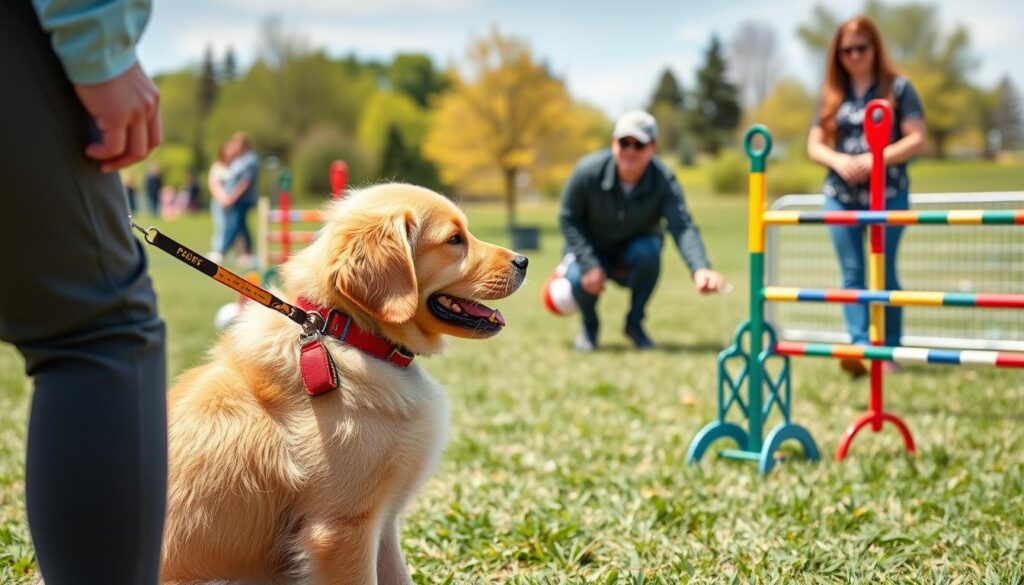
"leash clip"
129,216,159,244
299,311,326,345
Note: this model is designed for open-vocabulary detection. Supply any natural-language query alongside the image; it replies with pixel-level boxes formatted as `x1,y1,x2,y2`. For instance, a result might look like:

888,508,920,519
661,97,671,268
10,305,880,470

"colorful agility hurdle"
256,162,347,271
766,191,1024,353
686,100,1024,473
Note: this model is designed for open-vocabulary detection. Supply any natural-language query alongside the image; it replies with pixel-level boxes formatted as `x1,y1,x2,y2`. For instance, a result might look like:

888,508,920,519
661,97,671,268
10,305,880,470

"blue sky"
138,0,1024,117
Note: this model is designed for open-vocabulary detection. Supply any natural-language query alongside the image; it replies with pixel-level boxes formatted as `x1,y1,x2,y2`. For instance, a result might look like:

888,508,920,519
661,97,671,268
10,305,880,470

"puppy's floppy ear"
332,211,419,324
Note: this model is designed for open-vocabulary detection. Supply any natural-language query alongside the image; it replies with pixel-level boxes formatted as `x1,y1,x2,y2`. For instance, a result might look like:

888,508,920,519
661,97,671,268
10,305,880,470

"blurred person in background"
559,110,724,352
807,16,926,378
207,142,234,262
122,171,138,214
216,132,259,269
145,161,162,216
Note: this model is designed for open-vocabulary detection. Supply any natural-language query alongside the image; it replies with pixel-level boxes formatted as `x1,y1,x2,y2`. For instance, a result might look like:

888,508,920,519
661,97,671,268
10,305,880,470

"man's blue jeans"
565,234,663,340
823,190,908,346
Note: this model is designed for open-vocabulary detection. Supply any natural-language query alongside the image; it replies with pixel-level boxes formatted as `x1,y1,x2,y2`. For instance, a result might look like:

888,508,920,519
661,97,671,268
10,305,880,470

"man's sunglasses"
840,43,872,56
617,138,649,150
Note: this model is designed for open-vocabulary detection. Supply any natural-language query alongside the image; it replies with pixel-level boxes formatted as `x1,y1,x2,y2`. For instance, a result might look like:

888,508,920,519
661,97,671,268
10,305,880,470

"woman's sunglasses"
840,43,872,57
617,138,649,151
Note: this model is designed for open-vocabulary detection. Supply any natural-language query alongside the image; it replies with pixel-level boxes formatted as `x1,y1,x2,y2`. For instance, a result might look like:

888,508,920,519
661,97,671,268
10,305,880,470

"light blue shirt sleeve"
31,0,151,84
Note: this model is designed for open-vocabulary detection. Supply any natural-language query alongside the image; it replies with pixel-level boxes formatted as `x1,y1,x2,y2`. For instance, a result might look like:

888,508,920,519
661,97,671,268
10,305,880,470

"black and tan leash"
129,217,321,333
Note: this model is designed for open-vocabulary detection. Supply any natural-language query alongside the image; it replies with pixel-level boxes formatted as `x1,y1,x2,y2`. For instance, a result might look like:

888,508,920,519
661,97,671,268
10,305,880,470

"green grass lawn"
1,163,1023,583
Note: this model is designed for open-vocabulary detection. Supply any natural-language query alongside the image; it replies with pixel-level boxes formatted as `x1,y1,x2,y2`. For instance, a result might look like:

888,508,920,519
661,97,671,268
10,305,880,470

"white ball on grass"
214,302,242,330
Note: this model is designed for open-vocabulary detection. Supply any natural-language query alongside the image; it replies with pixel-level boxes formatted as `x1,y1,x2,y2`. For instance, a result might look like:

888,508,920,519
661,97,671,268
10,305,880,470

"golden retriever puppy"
160,184,527,584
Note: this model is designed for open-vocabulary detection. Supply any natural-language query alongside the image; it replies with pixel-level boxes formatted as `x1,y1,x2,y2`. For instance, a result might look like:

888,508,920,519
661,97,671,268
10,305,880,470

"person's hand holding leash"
694,268,724,294
74,62,162,173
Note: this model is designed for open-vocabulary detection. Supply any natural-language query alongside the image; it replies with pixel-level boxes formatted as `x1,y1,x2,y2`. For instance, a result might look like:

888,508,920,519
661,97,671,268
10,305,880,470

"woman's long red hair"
818,16,900,143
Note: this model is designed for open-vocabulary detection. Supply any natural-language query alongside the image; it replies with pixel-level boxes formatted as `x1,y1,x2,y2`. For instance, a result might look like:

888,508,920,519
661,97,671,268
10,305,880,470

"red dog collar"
297,297,415,368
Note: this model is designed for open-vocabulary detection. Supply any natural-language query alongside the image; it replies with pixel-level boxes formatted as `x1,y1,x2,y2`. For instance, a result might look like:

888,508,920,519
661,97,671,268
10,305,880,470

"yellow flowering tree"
424,27,598,230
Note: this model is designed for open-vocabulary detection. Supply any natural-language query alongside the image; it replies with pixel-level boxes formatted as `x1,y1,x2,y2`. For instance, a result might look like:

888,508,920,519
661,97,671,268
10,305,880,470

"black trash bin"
510,225,540,250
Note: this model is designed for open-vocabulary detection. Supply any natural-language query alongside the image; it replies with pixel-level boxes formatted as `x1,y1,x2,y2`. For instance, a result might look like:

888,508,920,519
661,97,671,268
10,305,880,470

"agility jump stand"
257,163,347,271
688,101,1024,474
686,125,820,474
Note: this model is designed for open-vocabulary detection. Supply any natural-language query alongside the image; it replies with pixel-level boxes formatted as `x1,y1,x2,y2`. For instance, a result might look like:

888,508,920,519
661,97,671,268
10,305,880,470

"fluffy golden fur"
160,184,526,584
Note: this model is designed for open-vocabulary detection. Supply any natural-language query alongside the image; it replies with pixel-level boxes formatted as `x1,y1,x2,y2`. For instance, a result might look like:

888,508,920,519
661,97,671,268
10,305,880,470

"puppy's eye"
447,234,463,245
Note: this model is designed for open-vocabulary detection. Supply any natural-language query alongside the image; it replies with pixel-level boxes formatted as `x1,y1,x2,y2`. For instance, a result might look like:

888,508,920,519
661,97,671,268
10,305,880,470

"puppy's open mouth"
429,293,506,334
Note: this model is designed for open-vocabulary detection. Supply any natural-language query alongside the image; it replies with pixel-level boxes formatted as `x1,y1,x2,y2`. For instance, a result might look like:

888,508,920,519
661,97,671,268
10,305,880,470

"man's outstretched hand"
73,62,162,173
693,268,724,294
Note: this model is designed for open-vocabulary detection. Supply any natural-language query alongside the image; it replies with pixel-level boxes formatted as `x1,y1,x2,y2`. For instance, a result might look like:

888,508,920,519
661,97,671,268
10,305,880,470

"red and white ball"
540,254,578,316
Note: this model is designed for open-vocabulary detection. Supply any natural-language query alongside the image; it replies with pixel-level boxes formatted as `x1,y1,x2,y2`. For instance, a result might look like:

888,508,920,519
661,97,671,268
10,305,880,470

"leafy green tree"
689,35,742,155
577,102,614,143
194,45,219,171
356,91,428,160
203,17,377,165
648,68,685,109
647,69,687,160
389,53,449,108
423,27,598,230
222,47,237,83
198,45,218,118
357,91,443,189
379,125,415,181
989,76,1023,151
649,102,687,163
754,78,817,151
292,124,374,201
153,70,200,147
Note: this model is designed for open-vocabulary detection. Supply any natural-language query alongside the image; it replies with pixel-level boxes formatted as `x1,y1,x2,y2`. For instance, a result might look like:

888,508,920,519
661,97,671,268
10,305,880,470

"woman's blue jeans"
220,200,254,256
823,190,908,346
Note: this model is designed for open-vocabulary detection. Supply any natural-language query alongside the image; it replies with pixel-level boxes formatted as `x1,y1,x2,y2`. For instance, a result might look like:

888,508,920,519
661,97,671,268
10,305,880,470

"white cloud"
675,23,706,44
169,22,260,63
568,56,700,117
299,23,465,60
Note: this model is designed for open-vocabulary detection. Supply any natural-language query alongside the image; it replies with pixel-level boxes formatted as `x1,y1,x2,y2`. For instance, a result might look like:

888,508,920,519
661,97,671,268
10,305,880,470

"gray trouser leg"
0,3,167,584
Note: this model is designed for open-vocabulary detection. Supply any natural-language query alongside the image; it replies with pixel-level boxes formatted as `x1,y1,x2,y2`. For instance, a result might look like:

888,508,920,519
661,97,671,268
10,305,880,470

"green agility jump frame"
685,125,819,474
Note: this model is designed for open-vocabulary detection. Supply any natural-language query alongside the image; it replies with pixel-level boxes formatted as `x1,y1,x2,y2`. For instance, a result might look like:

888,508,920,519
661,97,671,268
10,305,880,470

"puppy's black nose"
511,254,528,272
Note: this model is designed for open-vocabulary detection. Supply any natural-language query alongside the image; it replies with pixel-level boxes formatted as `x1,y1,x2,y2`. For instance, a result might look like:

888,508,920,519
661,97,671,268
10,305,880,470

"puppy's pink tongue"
461,300,505,326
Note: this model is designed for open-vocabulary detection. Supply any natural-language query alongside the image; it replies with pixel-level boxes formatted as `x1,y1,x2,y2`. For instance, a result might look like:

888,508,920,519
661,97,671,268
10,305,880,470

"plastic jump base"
685,320,820,474
836,408,916,460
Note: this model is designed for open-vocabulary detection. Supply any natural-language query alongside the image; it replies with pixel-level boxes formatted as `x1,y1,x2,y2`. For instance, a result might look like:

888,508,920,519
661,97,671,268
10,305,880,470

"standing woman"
207,143,233,263
218,132,260,269
807,16,926,377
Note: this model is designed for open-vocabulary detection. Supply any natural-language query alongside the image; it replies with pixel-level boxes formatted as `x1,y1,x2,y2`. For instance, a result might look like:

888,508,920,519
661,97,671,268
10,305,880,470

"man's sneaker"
839,358,868,378
574,329,597,352
207,251,224,264
624,323,655,350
